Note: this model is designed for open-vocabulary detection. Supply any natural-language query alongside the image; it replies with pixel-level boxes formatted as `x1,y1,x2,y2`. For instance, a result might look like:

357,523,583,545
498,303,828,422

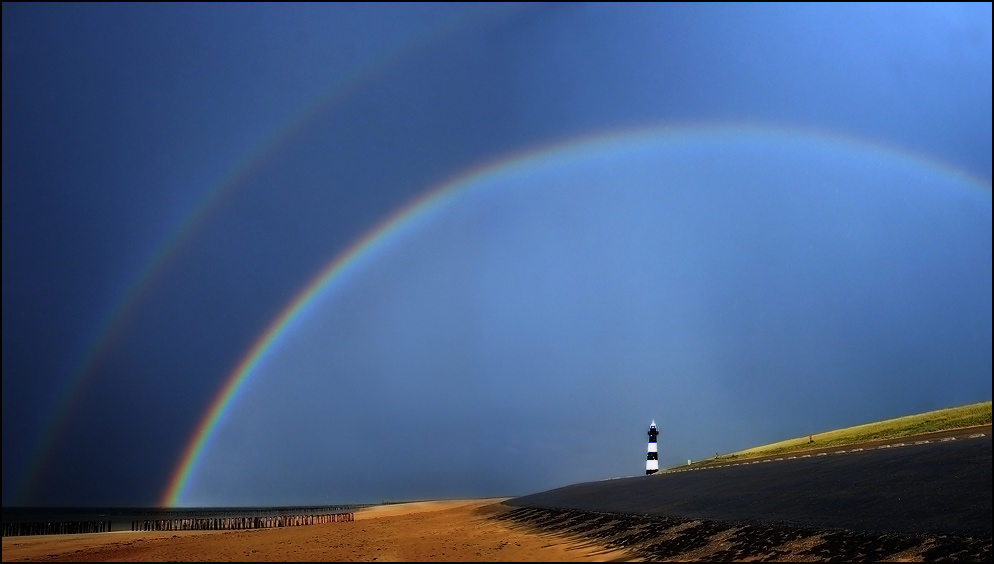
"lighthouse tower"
646,420,659,475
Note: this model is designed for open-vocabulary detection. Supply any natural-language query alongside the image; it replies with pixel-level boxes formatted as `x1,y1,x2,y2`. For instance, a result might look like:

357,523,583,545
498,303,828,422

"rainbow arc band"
160,124,992,506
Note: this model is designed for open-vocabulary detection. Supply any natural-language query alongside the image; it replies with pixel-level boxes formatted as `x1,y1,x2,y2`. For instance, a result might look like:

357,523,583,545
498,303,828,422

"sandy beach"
1,499,631,562
3,496,991,562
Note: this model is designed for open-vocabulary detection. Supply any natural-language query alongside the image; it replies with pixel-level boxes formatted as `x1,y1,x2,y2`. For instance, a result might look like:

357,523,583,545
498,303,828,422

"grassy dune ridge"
674,400,992,470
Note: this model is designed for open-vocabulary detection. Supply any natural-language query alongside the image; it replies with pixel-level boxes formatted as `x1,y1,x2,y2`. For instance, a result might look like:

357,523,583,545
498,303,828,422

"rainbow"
14,6,528,505
160,123,992,506
15,117,309,503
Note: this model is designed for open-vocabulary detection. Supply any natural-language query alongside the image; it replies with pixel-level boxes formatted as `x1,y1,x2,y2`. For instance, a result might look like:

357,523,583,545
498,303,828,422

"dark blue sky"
3,3,991,507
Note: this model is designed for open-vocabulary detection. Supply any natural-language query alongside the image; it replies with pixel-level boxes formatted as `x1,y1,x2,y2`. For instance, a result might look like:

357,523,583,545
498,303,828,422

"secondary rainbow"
161,124,992,506
14,9,518,505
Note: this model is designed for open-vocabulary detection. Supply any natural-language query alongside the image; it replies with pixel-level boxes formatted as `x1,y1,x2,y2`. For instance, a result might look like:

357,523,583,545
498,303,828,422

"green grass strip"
672,400,991,470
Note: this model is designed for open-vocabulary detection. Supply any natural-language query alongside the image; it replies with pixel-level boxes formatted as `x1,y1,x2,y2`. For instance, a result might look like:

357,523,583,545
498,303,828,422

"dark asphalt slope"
507,435,991,536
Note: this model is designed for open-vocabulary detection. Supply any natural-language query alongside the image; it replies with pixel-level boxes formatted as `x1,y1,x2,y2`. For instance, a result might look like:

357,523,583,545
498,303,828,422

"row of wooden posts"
131,512,354,531
2,521,112,537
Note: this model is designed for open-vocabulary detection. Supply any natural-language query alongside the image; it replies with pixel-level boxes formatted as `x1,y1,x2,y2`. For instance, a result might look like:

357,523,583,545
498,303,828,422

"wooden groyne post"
130,511,354,532
2,520,111,537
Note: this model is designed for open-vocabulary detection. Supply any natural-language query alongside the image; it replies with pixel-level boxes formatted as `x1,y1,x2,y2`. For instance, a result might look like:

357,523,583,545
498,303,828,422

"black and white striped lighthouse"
646,420,659,475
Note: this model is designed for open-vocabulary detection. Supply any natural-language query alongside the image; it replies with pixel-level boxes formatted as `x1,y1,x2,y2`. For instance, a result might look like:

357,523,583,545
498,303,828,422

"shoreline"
7,497,990,562
1,498,635,562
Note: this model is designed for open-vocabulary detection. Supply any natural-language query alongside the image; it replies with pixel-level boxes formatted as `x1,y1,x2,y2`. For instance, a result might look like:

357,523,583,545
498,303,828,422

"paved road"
507,433,991,536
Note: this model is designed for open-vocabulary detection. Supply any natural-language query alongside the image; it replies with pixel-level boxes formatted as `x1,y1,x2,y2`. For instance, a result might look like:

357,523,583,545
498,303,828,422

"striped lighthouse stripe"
646,420,659,475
